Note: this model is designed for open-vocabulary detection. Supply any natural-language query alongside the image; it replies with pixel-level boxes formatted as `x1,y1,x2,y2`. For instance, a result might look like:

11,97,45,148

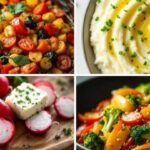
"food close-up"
77,77,150,150
77,0,150,74
0,76,74,150
0,0,74,74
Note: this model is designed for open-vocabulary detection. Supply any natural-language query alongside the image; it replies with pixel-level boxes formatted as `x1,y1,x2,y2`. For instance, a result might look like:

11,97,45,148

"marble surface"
76,0,90,74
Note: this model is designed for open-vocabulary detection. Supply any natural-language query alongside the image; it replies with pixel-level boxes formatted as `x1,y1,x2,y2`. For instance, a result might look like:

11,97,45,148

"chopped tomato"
44,24,58,37
52,8,65,18
95,99,110,112
78,112,103,124
37,40,49,53
3,37,16,49
18,38,35,51
9,0,20,3
21,63,38,74
8,67,20,74
11,18,27,35
33,2,48,15
122,111,143,126
0,64,13,74
56,55,72,71
67,32,74,44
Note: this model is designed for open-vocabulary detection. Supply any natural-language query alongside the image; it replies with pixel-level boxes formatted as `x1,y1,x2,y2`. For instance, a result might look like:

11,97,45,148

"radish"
34,84,56,107
54,97,74,119
0,118,15,146
25,111,52,134
0,99,13,121
33,79,55,91
0,77,10,98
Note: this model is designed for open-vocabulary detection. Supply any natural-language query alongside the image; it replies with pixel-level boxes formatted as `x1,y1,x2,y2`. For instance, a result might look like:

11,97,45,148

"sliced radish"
33,79,55,91
0,99,13,121
0,118,15,146
25,111,52,134
0,77,10,98
54,96,74,119
122,111,143,126
34,84,56,107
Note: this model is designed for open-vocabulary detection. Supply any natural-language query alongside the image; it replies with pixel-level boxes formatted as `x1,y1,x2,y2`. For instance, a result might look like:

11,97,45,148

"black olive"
37,29,49,39
25,16,37,29
0,57,8,65
45,51,58,63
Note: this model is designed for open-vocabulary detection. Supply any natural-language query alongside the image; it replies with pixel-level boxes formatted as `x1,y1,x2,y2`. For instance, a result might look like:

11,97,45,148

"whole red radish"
0,118,15,146
0,77,10,98
0,99,14,121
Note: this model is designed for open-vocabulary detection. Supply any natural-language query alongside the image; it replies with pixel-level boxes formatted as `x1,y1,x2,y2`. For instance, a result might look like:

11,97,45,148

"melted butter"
141,15,150,47
107,0,130,57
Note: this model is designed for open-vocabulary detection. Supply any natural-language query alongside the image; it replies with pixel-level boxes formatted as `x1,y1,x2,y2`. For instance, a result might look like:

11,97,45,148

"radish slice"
0,99,13,121
0,118,15,146
25,111,52,134
54,96,74,119
33,79,55,91
34,84,56,107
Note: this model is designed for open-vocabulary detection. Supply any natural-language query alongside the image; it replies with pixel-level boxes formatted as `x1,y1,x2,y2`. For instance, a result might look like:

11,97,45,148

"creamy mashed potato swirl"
91,0,150,74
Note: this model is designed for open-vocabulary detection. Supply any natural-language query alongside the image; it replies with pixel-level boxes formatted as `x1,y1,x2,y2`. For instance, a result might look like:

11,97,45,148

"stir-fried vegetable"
77,83,150,150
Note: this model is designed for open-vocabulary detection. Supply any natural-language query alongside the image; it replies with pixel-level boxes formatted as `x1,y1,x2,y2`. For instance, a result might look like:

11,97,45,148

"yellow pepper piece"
104,121,130,150
26,0,39,8
132,143,150,150
141,104,150,119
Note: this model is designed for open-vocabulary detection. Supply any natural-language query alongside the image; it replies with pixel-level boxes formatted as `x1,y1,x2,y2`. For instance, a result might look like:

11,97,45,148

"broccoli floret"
101,108,122,134
130,125,150,144
126,94,142,108
83,132,104,150
136,83,150,95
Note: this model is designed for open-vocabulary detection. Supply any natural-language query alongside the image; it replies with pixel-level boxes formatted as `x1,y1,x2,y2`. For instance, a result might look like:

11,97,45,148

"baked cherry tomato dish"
77,82,150,150
0,0,74,74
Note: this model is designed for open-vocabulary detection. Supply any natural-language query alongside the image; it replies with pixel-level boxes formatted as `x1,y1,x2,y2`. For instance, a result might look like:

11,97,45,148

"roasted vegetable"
83,132,104,150
130,125,150,144
25,16,37,29
101,108,122,134
136,82,150,95
37,28,49,39
45,51,58,63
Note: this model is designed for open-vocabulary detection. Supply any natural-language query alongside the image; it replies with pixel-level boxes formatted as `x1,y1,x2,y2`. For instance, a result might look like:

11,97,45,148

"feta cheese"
5,83,48,120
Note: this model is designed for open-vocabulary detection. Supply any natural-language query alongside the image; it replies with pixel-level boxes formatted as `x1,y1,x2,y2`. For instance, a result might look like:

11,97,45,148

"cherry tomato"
0,64,13,74
3,37,16,49
44,24,58,37
56,55,72,71
21,63,38,74
33,2,48,15
8,67,20,74
11,18,27,35
52,8,65,18
18,38,35,51
67,32,74,44
122,111,143,126
9,0,20,3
